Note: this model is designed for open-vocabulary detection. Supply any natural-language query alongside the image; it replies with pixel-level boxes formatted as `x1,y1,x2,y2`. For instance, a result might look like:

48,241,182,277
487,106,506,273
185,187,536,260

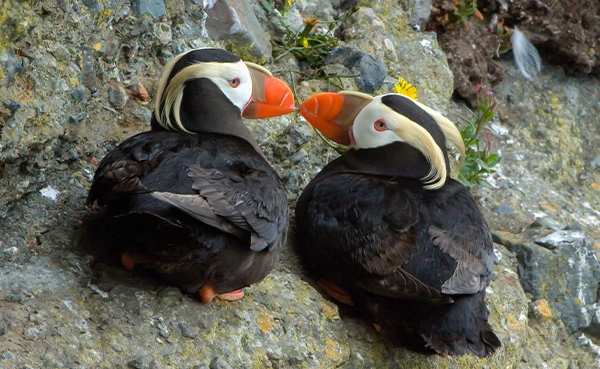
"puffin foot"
438,353,448,359
121,253,135,270
199,285,245,303
372,323,382,333
317,279,354,306
217,290,245,301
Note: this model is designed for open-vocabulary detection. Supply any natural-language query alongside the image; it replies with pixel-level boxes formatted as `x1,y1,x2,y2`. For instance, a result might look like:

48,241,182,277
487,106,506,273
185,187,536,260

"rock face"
430,0,600,104
495,228,600,334
1,0,600,368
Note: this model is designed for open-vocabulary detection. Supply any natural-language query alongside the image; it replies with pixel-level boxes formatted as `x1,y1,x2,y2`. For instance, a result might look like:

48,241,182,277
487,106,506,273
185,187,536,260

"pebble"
289,149,308,164
153,22,172,45
126,83,150,105
24,327,40,340
158,49,173,65
132,107,153,125
209,357,233,369
131,0,166,20
5,294,25,303
492,205,513,215
107,82,129,110
178,322,199,339
80,49,98,93
1,351,14,360
71,87,85,102
69,112,88,124
288,124,312,147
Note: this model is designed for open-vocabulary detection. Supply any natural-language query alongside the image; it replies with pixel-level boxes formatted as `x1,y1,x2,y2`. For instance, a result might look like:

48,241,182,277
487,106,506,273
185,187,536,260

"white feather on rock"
511,27,542,79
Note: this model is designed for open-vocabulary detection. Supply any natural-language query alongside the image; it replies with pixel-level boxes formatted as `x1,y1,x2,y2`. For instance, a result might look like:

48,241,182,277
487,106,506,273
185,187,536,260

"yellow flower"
305,17,318,26
287,0,292,7
301,37,309,48
393,78,419,100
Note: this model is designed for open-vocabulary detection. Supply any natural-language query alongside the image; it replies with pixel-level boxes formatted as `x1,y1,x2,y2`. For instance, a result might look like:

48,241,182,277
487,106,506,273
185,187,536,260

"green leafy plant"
260,0,354,87
453,0,477,24
457,85,502,188
274,18,338,69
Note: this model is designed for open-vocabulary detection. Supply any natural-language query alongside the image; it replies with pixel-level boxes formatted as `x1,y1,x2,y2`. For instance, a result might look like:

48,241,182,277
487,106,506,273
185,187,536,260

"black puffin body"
87,48,294,303
295,92,501,356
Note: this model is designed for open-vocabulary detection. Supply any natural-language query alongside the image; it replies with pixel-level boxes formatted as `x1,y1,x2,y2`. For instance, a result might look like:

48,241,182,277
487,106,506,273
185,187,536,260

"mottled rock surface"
430,0,600,104
1,0,600,368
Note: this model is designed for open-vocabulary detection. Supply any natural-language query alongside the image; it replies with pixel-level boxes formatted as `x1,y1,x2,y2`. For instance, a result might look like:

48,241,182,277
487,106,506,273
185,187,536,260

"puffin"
295,91,501,357
87,48,295,303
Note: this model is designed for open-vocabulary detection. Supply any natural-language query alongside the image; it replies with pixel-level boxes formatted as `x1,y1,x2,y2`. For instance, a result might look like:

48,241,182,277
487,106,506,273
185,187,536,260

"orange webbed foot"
199,285,245,303
317,279,354,306
121,253,135,270
216,289,245,301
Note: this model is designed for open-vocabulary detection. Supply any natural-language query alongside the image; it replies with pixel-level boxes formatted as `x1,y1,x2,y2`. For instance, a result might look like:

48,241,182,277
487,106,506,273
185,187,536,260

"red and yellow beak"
298,91,373,146
243,62,295,118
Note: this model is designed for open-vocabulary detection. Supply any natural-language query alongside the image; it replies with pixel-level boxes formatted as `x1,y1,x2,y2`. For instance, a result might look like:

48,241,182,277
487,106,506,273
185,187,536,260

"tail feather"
351,288,501,357
418,291,501,357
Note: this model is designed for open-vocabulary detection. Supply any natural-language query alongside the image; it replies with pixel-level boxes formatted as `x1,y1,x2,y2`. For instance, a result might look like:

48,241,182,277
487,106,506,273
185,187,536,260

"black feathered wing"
152,164,288,252
425,181,495,294
87,131,287,253
297,173,450,303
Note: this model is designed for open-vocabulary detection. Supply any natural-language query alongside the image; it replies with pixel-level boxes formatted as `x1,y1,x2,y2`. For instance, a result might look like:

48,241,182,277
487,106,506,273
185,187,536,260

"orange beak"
243,62,295,118
298,91,373,146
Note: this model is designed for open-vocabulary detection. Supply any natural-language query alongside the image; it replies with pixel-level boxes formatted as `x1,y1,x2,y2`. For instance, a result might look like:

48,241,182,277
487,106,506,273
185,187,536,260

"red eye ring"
228,77,241,88
374,119,388,132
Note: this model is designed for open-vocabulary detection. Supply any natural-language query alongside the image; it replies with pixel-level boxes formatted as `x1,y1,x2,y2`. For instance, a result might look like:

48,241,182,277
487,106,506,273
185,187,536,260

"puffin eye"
374,119,388,132
228,77,241,88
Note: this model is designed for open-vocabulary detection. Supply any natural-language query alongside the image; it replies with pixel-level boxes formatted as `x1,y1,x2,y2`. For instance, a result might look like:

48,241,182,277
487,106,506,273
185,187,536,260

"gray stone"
178,322,198,339
132,107,153,125
534,229,585,250
131,0,166,20
354,53,387,93
503,229,600,333
69,112,88,124
71,88,85,102
158,48,174,65
209,357,233,369
492,205,513,215
0,49,27,81
406,0,433,31
82,0,104,12
592,156,600,169
153,22,172,45
107,82,128,110
204,0,271,63
80,48,98,93
326,47,387,93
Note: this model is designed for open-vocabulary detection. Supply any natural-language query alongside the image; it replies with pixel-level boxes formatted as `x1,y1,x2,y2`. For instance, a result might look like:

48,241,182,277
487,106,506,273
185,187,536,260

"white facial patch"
157,60,253,132
351,96,405,149
203,60,253,111
351,95,447,189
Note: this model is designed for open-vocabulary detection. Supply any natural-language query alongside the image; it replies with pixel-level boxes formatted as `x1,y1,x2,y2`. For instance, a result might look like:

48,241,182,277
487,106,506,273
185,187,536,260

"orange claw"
121,253,135,270
317,279,354,306
438,353,448,358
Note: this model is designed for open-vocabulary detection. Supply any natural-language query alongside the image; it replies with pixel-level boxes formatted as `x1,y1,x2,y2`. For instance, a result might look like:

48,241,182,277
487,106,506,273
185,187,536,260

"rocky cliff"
1,0,599,368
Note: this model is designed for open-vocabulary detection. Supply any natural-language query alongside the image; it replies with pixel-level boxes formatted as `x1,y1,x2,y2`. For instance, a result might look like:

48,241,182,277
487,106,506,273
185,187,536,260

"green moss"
0,0,37,52
222,39,268,65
